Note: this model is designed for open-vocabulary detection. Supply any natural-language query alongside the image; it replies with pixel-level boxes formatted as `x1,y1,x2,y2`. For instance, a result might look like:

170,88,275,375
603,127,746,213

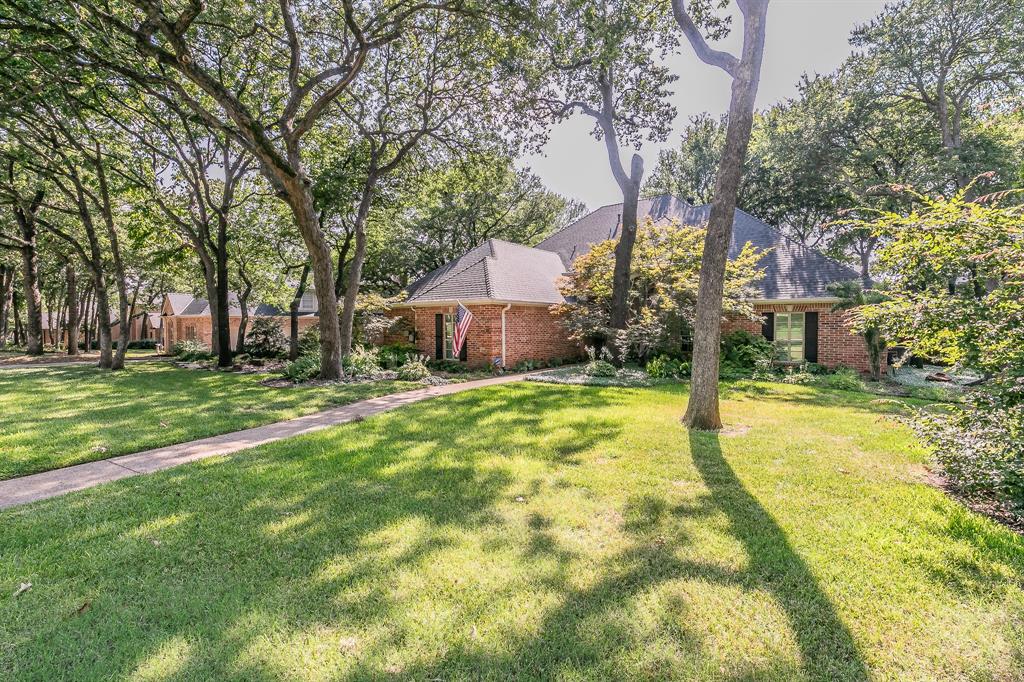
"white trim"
500,303,511,367
750,297,841,305
395,299,557,309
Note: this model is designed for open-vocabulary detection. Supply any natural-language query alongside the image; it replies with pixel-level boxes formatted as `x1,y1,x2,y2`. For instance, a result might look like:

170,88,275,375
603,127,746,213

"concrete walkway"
0,373,530,510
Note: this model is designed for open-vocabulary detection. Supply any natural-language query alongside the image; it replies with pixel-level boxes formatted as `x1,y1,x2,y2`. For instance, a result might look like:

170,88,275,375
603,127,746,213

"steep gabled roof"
162,293,311,317
404,239,567,305
535,195,860,300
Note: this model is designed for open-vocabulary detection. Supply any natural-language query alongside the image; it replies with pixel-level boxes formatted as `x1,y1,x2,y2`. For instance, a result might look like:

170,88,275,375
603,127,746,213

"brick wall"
724,303,881,373
162,315,317,351
388,303,581,369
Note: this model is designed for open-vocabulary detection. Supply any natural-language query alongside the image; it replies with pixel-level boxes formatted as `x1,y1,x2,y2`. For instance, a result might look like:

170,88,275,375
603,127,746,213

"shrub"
584,360,617,377
428,359,471,374
173,340,213,362
822,367,863,392
721,330,776,367
127,339,157,350
345,345,382,378
284,352,320,382
548,356,564,368
912,377,1024,514
298,326,320,356
781,363,815,384
397,360,431,381
377,343,419,369
719,360,750,380
246,317,287,358
645,354,689,379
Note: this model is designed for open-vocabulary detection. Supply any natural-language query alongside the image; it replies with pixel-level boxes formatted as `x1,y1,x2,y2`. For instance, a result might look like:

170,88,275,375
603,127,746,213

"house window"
185,325,197,341
775,312,804,362
300,290,317,311
443,313,455,359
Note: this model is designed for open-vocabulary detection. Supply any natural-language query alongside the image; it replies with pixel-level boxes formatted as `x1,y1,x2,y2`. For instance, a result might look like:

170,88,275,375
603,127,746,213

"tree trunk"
14,205,44,355
66,262,79,356
339,186,375,357
609,175,642,331
288,190,342,379
214,215,233,367
93,280,113,368
681,1,768,431
0,265,12,347
236,282,251,354
289,263,310,361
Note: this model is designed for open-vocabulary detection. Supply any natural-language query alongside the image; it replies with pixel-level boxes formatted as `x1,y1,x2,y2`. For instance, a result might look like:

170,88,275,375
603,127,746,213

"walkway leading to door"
0,373,530,510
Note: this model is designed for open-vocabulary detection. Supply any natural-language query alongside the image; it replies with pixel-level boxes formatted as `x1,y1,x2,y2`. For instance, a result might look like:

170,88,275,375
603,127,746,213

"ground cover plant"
2,381,1021,680
0,364,414,480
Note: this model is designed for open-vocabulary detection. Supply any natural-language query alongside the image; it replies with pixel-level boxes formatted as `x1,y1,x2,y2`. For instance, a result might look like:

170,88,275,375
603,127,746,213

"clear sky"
522,0,889,210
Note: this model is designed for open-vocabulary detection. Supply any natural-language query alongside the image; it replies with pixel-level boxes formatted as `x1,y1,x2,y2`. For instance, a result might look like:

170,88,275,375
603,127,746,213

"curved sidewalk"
0,373,529,510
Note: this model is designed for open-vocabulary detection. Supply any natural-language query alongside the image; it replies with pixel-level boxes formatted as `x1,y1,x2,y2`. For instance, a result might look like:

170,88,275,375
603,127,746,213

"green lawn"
0,364,415,480
2,381,1021,680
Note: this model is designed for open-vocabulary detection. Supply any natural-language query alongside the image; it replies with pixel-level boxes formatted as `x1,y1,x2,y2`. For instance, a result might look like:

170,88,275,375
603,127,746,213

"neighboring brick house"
160,292,318,350
391,194,879,372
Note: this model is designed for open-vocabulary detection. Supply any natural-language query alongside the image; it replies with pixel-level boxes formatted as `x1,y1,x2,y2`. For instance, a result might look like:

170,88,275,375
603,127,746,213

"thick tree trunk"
289,264,310,361
66,262,79,356
236,285,251,354
214,216,233,367
339,187,375,357
287,188,341,378
14,206,44,355
93,280,113,368
681,1,768,431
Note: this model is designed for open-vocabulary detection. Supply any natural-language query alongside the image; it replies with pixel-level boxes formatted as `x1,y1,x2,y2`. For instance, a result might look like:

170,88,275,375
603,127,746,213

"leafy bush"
548,356,564,368
345,345,382,378
246,317,287,358
397,360,431,381
173,340,213,362
514,359,547,372
645,355,690,379
781,363,815,384
584,360,617,377
428,359,471,374
127,339,157,350
822,367,863,392
721,330,776,367
284,352,320,382
912,377,1024,514
298,326,320,356
377,343,419,369
719,360,750,380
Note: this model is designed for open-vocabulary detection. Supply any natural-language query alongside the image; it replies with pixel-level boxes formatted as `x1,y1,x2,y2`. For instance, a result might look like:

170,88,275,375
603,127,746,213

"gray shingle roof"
163,293,312,317
535,195,860,300
404,239,568,304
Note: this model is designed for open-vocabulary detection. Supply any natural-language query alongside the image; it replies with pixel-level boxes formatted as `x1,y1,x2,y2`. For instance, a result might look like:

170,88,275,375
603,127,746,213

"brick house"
390,195,879,372
159,292,318,350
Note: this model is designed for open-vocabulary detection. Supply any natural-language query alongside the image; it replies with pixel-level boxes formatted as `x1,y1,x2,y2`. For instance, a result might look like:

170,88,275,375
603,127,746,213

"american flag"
453,302,473,357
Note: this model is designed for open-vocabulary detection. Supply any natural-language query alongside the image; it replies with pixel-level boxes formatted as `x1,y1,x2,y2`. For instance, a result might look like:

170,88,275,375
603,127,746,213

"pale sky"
523,0,889,209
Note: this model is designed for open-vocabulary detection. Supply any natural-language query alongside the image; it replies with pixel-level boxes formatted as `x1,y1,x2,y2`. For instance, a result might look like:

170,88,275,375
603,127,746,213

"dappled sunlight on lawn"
0,363,414,479
1,383,1023,679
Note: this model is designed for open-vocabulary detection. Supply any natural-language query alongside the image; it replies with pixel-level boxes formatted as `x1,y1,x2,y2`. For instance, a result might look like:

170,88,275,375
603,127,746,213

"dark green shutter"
459,330,468,362
804,312,819,363
434,314,443,360
761,312,775,341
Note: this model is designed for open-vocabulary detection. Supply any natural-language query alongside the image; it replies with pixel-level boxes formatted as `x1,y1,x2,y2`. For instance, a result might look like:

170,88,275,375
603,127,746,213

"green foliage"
298,326,321,356
555,219,764,359
344,346,383,379
283,353,321,383
428,359,471,374
821,367,864,392
829,281,887,380
584,360,617,378
645,355,689,379
173,340,213,362
126,339,157,350
721,330,775,368
377,343,419,369
246,318,287,359
396,361,431,381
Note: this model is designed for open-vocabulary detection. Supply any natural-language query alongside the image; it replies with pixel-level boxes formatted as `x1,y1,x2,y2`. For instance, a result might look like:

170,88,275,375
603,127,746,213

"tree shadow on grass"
686,430,869,680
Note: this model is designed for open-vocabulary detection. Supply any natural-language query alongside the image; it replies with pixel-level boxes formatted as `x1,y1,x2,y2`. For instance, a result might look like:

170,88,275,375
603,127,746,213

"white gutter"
500,303,512,368
749,297,842,305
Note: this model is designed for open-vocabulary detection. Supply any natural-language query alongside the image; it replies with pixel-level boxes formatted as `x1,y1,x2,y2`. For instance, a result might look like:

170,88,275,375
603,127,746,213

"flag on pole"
453,302,473,358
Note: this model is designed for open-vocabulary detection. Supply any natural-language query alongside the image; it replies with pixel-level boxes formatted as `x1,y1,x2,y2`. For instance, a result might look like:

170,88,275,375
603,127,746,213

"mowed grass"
0,363,415,479
2,381,1022,680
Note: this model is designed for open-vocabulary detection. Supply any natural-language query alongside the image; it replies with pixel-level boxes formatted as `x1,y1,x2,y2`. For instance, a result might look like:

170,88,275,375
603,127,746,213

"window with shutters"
775,312,804,362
